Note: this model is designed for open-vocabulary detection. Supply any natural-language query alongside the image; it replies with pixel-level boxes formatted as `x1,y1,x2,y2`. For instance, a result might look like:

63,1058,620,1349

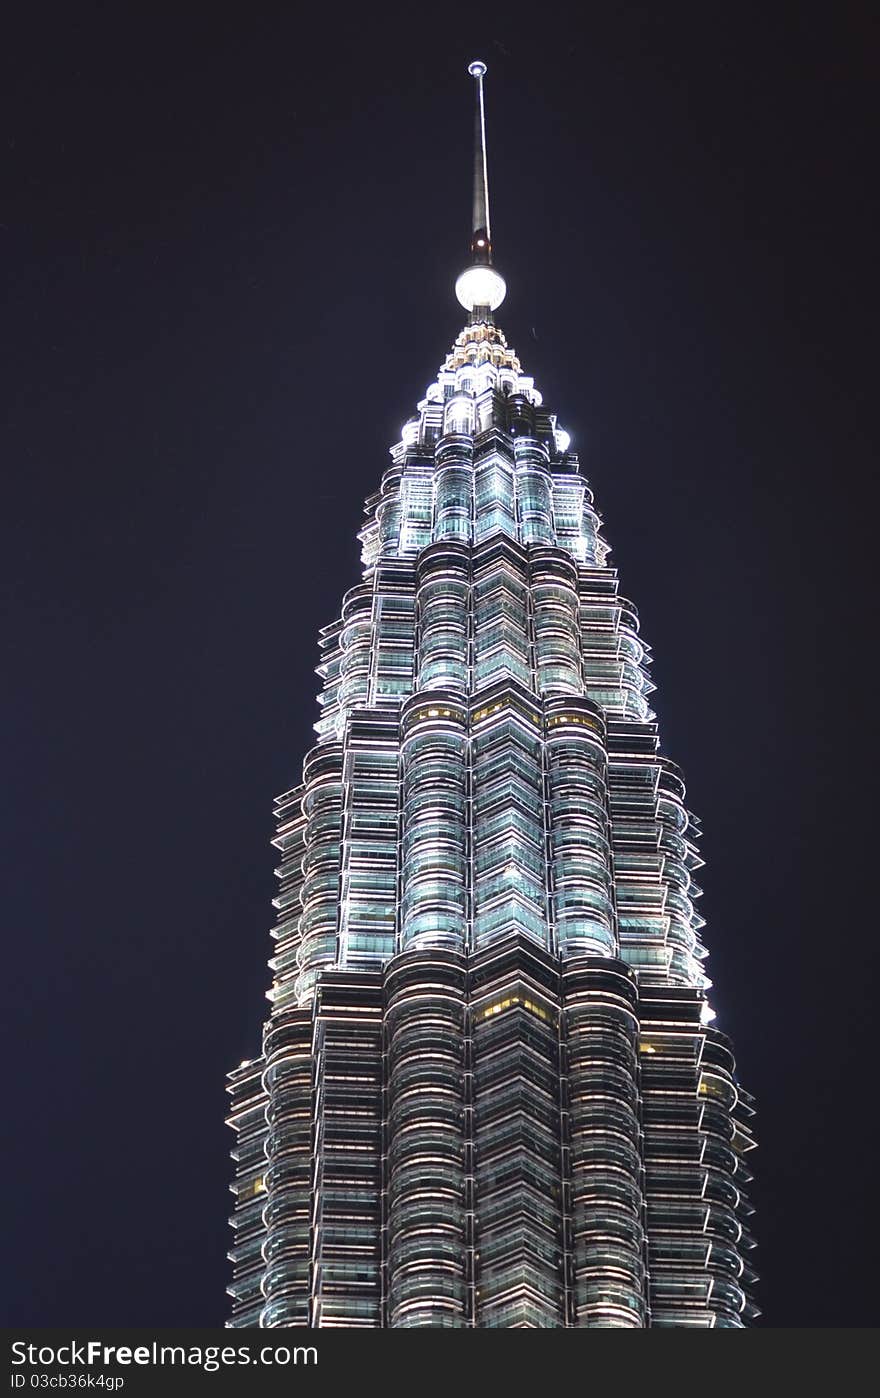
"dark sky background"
3,2,876,1328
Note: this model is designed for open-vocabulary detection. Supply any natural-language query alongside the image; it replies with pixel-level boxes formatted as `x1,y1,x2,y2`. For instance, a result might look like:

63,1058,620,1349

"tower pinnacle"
455,60,507,317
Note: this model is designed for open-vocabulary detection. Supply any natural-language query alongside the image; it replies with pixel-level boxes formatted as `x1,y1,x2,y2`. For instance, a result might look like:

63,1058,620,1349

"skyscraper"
226,62,757,1330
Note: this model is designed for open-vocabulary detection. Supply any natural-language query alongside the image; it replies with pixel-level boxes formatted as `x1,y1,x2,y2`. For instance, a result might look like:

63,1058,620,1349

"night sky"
4,4,876,1328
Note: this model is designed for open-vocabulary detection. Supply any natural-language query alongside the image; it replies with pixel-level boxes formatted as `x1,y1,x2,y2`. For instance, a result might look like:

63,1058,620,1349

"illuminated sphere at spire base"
455,263,507,313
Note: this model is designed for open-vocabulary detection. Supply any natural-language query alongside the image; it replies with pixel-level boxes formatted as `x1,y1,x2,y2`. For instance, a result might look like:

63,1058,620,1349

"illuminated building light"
479,993,554,1023
455,264,507,313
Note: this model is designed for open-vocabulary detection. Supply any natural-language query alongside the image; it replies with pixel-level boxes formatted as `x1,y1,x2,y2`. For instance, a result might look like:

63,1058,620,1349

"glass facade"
226,69,756,1330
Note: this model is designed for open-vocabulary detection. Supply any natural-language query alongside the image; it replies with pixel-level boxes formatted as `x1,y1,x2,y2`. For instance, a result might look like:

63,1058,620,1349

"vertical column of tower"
337,586,373,713
267,786,307,1010
259,1010,313,1327
309,971,384,1327
579,572,654,723
605,721,672,981
606,735,709,991
415,543,470,691
549,470,607,568
473,440,516,544
314,617,344,740
469,939,566,1327
433,434,474,545
384,952,469,1327
638,987,713,1325
615,594,655,721
544,698,617,958
577,479,608,566
699,1029,758,1323
399,463,435,554
505,391,534,451
295,744,345,1004
639,987,756,1327
443,388,474,439
470,691,548,951
578,569,626,714
472,541,531,689
225,1059,270,1327
368,563,416,704
336,713,400,969
400,700,468,953
376,465,403,554
656,760,710,985
530,550,583,696
259,785,314,1324
562,960,647,1327
513,433,554,546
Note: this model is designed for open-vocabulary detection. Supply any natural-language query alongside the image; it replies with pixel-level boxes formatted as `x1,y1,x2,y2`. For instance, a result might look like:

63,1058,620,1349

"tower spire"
455,60,507,318
470,60,492,264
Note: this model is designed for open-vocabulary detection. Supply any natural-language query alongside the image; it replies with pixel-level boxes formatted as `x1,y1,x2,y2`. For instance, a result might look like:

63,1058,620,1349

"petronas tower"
226,63,757,1330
